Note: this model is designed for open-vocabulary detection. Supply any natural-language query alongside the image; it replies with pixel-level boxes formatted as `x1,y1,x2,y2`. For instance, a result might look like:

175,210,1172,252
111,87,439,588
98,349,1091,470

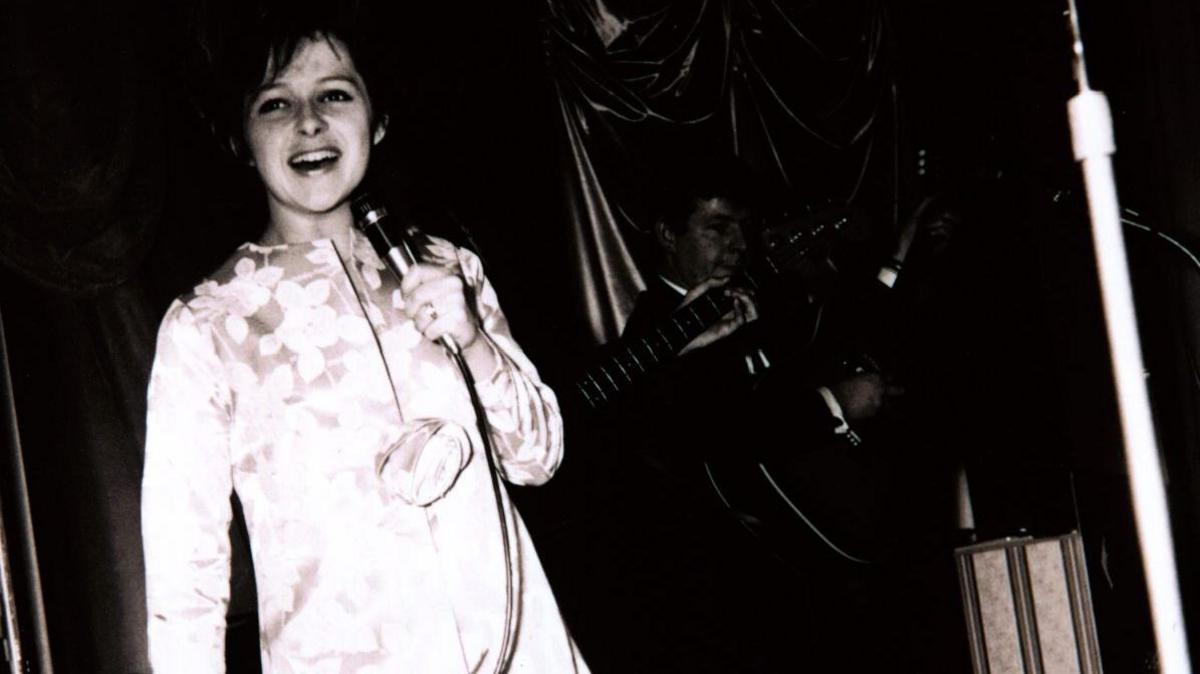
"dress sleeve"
141,300,234,673
457,248,564,486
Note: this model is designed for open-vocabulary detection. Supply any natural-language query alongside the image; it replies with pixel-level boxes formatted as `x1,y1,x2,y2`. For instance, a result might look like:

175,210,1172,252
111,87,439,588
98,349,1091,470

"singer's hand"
401,263,482,351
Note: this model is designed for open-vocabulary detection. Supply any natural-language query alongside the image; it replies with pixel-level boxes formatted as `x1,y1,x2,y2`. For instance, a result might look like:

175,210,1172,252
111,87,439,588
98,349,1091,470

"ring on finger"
418,302,437,323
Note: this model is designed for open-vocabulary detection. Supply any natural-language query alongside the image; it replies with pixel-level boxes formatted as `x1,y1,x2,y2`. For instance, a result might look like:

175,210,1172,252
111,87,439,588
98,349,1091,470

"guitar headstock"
759,205,866,274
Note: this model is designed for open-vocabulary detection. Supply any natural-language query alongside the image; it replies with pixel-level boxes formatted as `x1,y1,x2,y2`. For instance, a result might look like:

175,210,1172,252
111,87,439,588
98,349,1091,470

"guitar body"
703,430,893,568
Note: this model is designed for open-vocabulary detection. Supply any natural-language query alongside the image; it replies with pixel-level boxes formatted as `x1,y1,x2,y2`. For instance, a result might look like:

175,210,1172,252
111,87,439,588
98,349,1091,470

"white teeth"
289,150,339,165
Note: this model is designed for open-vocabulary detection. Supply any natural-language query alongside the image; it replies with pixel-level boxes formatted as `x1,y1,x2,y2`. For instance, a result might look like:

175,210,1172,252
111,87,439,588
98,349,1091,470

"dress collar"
240,228,387,271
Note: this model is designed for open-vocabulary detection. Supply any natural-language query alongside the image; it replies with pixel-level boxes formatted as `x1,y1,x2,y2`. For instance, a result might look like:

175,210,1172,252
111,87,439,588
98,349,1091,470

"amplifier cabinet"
956,531,1103,674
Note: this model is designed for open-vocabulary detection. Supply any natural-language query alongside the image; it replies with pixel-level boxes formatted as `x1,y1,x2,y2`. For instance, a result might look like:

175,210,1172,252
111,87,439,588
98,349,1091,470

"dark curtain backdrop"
545,0,895,344
0,1,168,670
1138,0,1200,662
2,0,1200,671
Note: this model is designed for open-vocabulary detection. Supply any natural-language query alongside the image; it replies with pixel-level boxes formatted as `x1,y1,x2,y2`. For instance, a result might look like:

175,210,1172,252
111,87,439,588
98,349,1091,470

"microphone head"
351,192,388,230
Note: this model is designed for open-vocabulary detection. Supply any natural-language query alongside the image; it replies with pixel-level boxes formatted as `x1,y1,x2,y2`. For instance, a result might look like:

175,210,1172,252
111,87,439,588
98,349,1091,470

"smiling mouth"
288,149,340,173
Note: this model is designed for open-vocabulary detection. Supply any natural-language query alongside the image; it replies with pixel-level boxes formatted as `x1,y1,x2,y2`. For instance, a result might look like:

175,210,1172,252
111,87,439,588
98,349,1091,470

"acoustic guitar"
703,159,957,567
570,207,895,565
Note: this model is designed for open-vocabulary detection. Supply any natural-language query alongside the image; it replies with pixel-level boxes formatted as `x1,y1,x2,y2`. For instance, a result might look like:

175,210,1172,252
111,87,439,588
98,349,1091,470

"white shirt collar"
658,274,689,296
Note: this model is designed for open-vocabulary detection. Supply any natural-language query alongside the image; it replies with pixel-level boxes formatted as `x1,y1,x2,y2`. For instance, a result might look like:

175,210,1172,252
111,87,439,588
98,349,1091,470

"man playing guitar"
581,161,905,672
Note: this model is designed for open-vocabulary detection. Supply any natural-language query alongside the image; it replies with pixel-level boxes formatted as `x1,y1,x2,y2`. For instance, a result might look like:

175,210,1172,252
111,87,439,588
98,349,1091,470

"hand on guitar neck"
677,278,759,355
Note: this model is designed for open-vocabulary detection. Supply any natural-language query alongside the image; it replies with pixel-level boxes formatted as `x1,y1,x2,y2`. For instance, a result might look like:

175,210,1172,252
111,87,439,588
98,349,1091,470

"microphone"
351,193,461,355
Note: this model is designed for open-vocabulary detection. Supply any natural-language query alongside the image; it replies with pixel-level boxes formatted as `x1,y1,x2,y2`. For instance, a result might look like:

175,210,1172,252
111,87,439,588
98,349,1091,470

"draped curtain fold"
0,3,167,672
0,2,163,295
1139,0,1200,657
544,0,892,343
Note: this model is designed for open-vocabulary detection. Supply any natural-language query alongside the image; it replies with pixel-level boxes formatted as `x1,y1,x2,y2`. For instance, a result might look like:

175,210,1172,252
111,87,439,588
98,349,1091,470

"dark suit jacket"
577,276,855,672
617,276,843,473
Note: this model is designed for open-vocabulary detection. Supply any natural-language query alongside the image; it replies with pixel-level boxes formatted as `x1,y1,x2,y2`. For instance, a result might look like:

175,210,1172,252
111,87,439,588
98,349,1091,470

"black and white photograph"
1,1,1198,672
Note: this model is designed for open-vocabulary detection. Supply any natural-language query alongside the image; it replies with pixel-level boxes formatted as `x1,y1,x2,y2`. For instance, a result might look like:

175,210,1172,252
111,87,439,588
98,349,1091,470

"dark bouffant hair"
194,3,394,161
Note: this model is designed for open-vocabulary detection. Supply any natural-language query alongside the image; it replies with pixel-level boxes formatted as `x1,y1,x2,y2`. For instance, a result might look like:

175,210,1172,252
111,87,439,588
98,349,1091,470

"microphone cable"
352,193,516,673
445,345,517,674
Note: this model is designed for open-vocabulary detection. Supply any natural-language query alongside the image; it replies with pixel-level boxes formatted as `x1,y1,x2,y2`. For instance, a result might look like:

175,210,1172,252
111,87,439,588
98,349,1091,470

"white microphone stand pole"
1065,1,1191,670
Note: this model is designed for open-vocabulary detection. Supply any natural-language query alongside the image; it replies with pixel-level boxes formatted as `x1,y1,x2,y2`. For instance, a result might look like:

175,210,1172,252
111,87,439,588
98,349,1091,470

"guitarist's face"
661,197,750,290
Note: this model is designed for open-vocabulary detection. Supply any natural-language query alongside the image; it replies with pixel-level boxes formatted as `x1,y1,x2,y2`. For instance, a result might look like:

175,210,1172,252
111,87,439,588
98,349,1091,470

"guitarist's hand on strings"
678,279,758,355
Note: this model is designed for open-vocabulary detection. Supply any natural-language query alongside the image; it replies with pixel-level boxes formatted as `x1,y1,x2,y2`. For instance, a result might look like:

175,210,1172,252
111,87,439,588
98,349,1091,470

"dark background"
2,1,1198,671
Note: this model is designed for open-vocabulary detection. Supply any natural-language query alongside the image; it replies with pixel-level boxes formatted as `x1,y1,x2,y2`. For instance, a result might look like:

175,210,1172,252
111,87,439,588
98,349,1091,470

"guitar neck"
575,213,849,409
575,278,748,408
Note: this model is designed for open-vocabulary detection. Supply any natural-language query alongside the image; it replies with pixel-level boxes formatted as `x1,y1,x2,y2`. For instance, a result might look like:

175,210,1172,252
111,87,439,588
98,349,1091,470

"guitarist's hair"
653,159,763,235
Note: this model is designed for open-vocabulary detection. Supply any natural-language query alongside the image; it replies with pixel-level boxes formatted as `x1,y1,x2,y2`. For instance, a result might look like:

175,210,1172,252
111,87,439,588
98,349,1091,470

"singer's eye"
318,89,353,104
256,98,289,115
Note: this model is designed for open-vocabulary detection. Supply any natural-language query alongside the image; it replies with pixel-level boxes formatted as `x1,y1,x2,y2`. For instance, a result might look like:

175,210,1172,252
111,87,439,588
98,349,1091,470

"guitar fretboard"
574,213,849,409
576,283,740,407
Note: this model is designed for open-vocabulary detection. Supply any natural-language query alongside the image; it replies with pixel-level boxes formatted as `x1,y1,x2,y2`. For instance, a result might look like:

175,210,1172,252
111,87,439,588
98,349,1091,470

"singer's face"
661,197,750,290
243,36,382,226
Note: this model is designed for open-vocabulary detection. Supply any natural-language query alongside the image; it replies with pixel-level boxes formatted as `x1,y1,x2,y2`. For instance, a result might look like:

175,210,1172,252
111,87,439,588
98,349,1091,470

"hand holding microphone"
400,264,481,352
352,193,479,355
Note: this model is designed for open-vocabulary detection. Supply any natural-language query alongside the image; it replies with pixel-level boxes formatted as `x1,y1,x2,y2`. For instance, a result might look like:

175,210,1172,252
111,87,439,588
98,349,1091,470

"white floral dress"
142,230,589,673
